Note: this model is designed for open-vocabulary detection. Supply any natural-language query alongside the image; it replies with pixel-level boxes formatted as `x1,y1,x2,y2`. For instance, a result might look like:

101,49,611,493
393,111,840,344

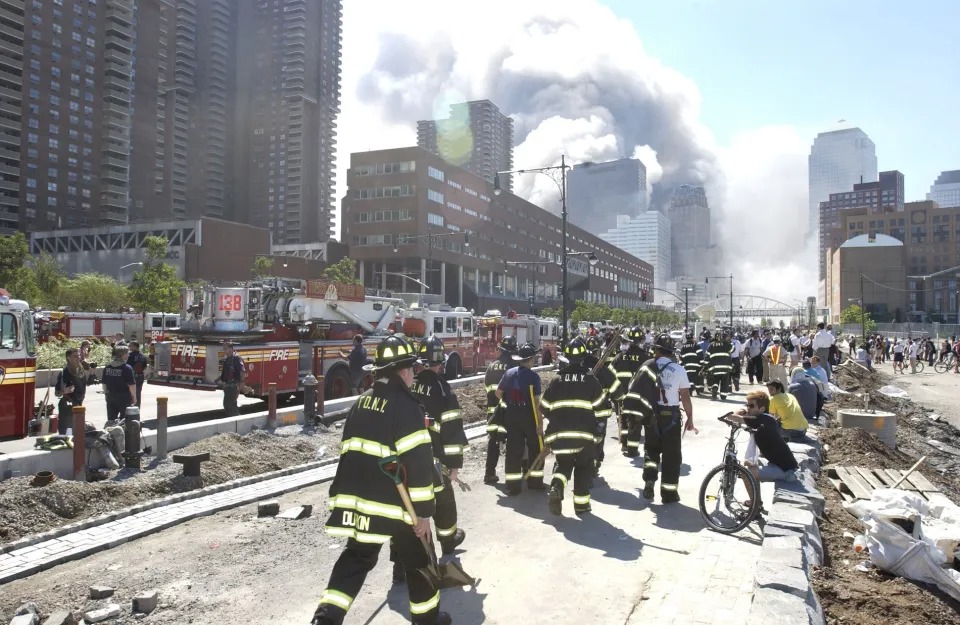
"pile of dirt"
812,363,960,624
0,425,339,545
456,371,557,426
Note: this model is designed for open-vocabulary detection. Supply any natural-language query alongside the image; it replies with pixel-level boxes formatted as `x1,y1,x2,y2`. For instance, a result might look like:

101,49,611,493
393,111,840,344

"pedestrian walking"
219,341,245,417
744,330,764,385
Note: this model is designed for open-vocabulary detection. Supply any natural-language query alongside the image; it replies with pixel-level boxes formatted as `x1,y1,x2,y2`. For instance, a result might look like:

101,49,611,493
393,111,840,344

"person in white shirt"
908,339,919,374
744,329,765,385
788,330,801,368
729,333,743,391
892,339,906,373
812,323,835,381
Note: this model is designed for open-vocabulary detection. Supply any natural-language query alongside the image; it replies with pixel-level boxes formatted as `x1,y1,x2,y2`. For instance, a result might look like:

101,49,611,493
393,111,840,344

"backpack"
782,336,794,352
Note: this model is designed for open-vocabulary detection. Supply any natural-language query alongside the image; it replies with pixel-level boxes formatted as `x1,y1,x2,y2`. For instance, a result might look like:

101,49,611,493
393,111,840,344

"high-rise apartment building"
598,212,669,290
808,127,877,239
568,158,647,236
818,170,904,280
417,99,513,191
235,0,343,244
0,0,24,234
927,170,960,209
667,185,710,278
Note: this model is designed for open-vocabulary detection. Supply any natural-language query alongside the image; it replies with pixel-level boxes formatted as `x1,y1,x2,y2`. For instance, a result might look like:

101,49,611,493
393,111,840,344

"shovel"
378,456,476,588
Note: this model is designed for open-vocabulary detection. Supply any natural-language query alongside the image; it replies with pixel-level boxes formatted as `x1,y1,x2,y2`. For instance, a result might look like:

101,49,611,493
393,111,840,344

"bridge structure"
692,294,828,325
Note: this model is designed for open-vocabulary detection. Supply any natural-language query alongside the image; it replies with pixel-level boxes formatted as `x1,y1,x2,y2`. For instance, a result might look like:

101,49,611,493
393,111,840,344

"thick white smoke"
337,0,814,302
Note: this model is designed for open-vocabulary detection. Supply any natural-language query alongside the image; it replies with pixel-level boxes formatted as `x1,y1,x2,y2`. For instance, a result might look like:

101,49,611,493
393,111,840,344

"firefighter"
679,333,704,396
605,326,648,457
495,342,544,495
126,340,148,408
542,339,612,515
583,334,603,370
312,334,451,625
705,331,733,400
483,335,518,485
634,333,696,503
409,336,468,554
219,341,245,417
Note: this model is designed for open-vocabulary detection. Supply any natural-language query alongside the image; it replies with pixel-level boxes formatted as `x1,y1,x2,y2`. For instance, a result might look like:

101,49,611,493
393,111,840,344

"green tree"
839,304,877,335
0,233,40,302
29,253,65,307
321,257,361,285
129,236,184,312
251,256,274,280
57,273,130,312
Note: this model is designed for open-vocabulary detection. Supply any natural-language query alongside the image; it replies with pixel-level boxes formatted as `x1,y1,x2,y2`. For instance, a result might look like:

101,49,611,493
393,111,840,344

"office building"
342,146,653,313
808,127,877,239
841,200,960,320
667,185,711,278
0,0,24,234
568,158,647,236
417,99,513,191
598,213,669,290
927,170,960,208
825,233,907,324
235,0,343,244
818,170,904,281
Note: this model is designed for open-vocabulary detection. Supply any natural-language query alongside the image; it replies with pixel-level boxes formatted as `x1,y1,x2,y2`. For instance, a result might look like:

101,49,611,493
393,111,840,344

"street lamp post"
706,274,734,331
649,287,691,329
505,251,598,319
495,155,572,345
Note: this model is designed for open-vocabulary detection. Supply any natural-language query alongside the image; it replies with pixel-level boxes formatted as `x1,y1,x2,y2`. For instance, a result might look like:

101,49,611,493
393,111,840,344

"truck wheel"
325,368,350,400
444,353,463,381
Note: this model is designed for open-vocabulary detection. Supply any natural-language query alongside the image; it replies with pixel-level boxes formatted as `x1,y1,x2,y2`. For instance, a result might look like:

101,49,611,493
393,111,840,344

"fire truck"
401,301,478,378
150,281,404,400
36,311,180,344
0,289,38,441
475,309,554,366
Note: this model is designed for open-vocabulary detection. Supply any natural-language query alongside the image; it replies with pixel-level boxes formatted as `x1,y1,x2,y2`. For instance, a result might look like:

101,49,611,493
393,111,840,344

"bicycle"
698,415,763,534
934,353,957,374
898,359,924,374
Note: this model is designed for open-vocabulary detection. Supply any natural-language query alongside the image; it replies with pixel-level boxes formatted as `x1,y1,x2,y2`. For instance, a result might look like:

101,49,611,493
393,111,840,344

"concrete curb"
0,424,489,583
747,427,827,625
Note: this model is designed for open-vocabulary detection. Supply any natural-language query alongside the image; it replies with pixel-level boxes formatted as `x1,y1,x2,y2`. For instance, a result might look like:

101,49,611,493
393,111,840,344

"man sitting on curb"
726,390,800,494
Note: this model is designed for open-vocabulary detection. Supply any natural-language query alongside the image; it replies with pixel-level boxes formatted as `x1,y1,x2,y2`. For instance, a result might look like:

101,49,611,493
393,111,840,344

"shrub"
37,338,113,370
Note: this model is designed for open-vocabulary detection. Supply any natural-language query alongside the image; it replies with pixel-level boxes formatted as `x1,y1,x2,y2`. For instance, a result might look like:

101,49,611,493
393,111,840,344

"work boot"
621,446,631,457
440,528,466,555
711,390,718,400
548,486,563,515
506,486,521,496
483,474,499,485
642,481,655,500
661,490,681,504
310,607,336,625
574,504,592,516
720,394,727,400
433,613,453,625
392,561,405,584
527,481,546,492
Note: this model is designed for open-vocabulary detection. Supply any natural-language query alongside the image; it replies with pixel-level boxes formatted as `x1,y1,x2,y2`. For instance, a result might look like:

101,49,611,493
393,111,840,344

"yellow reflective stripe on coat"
443,444,464,455
318,589,354,611
329,494,412,523
553,447,585,455
595,408,612,418
592,392,609,409
440,410,462,423
410,591,440,615
486,406,497,414
541,399,594,411
340,438,393,458
544,431,595,443
485,383,499,393
325,526,393,544
408,485,435,502
395,429,432,454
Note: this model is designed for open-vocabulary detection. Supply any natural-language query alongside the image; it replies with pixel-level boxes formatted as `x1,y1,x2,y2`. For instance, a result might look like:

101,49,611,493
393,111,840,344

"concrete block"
40,611,74,625
788,442,819,458
132,590,159,614
764,503,824,566
14,604,39,617
10,615,39,625
758,537,806,570
747,587,824,625
754,560,810,599
83,604,120,623
773,474,826,519
257,500,280,517
88,585,115,599
277,505,313,520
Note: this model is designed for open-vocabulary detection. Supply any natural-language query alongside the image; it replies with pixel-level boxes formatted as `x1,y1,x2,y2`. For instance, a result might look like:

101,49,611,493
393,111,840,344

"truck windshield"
21,311,36,355
1,313,16,350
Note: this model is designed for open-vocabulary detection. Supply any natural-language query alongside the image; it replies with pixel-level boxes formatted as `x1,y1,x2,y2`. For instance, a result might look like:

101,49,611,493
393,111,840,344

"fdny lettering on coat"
356,395,388,413
341,511,371,532
560,373,586,383
410,383,432,397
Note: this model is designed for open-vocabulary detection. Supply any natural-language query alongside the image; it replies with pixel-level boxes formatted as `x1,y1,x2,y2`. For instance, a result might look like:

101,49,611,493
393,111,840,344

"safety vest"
771,345,783,364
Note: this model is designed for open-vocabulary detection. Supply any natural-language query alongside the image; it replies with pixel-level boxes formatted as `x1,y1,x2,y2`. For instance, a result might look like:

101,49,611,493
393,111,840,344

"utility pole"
860,272,866,342
684,287,689,330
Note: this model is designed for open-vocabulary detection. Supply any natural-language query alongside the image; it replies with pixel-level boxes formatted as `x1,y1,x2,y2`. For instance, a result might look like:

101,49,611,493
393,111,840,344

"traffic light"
640,289,648,302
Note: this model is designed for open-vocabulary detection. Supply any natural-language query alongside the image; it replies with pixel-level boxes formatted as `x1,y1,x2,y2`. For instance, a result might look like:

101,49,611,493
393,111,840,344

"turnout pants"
551,446,596,512
316,532,440,625
730,358,741,390
685,368,704,394
706,369,731,397
624,412,644,453
433,470,458,543
222,382,240,417
642,406,683,497
505,408,544,490
134,375,145,408
594,419,608,465
747,355,763,383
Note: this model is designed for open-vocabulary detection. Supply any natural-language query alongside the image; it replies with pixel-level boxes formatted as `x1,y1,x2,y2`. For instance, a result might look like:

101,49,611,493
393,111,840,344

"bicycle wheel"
698,462,761,534
935,361,949,374
915,361,925,373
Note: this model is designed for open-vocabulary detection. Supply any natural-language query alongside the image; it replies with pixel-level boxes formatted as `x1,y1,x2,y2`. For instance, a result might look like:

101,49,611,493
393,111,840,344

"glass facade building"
808,127,877,239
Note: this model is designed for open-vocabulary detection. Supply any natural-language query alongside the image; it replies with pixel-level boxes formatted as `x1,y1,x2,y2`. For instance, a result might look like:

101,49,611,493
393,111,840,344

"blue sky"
607,0,960,200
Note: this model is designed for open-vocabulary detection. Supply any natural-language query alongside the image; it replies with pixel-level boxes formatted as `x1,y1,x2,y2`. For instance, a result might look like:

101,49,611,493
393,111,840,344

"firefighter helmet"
512,342,539,362
417,335,446,365
625,326,645,343
365,334,418,372
653,333,675,354
499,335,519,354
584,335,602,352
560,338,589,364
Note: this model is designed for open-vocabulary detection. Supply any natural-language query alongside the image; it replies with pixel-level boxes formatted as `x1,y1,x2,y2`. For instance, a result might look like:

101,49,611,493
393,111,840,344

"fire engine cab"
401,300,477,379
36,311,180,343
475,309,551,365
0,289,38,440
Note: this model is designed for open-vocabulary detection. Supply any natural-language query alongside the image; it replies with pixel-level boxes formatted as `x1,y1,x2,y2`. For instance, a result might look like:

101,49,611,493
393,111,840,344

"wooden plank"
906,471,940,493
826,475,856,501
854,467,886,491
870,469,894,487
835,466,874,500
880,469,919,492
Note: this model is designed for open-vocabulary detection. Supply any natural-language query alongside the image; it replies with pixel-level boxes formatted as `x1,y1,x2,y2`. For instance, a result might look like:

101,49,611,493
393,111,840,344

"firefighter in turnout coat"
541,339,612,515
679,333,704,396
603,326,648,457
312,335,452,625
483,335,518,484
705,332,734,400
409,336,468,554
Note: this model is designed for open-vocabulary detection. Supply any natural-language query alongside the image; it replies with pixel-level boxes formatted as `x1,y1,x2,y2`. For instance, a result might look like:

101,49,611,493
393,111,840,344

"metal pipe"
157,396,168,460
268,382,277,428
72,405,86,481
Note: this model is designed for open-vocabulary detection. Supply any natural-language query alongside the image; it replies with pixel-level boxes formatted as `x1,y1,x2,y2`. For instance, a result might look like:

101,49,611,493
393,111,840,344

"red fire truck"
150,281,404,400
401,302,480,378
475,310,556,366
0,289,38,440
36,311,180,344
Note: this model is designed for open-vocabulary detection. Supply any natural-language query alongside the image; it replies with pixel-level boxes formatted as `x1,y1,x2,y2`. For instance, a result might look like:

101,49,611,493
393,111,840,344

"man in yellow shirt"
765,381,808,442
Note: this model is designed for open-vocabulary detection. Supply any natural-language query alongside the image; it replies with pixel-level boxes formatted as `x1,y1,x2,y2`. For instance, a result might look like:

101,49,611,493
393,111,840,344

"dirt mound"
819,427,915,470
456,371,557,426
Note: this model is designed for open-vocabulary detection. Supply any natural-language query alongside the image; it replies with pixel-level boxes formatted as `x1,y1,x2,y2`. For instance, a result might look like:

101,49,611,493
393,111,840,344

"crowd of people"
849,333,960,374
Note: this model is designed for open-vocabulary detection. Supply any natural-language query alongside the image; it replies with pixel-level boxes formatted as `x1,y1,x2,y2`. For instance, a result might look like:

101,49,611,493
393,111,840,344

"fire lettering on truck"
171,345,203,358
268,349,293,361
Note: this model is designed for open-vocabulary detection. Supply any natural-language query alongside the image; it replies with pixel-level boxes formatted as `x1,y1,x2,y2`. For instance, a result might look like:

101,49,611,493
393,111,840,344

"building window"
428,166,445,182
428,212,444,227
427,189,444,205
